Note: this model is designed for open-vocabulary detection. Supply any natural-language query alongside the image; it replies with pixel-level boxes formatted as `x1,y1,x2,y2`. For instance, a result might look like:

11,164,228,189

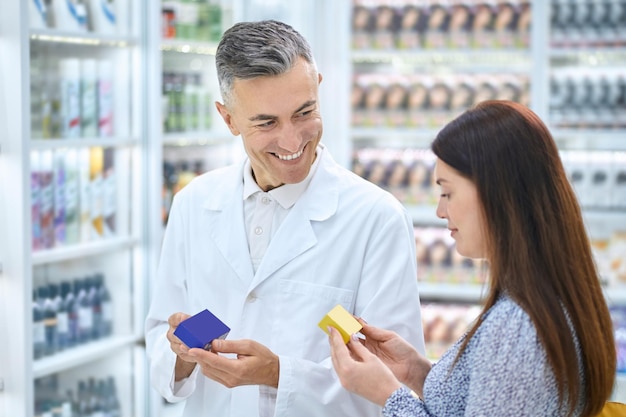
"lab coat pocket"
273,279,354,362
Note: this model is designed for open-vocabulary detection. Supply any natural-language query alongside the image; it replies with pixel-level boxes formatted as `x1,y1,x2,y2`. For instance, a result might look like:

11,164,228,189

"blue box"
174,309,231,350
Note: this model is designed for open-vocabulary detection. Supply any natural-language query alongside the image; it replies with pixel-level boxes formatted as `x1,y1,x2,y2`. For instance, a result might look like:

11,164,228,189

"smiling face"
216,58,323,191
434,158,487,260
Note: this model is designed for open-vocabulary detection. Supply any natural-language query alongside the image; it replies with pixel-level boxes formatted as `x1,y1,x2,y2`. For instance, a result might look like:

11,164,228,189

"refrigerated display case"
0,1,156,416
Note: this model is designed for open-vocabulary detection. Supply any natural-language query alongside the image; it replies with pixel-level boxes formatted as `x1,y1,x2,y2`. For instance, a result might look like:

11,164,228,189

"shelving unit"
347,0,626,402
0,1,153,415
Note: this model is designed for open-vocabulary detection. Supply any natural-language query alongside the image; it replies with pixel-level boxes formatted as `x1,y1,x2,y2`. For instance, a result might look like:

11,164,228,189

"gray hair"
215,20,317,106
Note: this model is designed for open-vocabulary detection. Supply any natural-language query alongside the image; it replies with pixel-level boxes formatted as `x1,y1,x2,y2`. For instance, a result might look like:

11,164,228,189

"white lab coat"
145,145,425,417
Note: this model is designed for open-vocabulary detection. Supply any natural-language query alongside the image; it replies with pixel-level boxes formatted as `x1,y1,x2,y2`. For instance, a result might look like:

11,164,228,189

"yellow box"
318,304,363,344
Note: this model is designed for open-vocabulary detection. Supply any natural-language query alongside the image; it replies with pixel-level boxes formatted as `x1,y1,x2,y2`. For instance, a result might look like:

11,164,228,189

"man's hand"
166,312,197,381
188,339,280,388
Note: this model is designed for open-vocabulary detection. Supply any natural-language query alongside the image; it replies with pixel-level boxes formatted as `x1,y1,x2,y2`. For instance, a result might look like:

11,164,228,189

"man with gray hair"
145,20,425,417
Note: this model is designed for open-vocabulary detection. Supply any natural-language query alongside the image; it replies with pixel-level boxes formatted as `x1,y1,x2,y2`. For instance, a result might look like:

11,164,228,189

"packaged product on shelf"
59,59,81,139
102,148,116,237
39,285,58,356
351,75,368,126
363,75,387,127
51,0,88,32
561,150,590,207
176,0,199,40
447,2,472,48
33,289,46,360
199,0,223,42
612,152,626,209
55,282,71,351
492,1,518,48
424,3,449,49
352,2,374,49
428,78,453,127
610,231,626,285
31,151,42,251
64,149,80,245
29,0,49,29
74,278,93,344
384,78,408,127
471,2,497,48
406,75,430,128
78,148,91,242
371,4,396,49
162,1,177,38
53,149,66,246
62,280,78,348
88,0,117,35
40,149,55,249
396,3,423,49
97,60,114,137
95,273,113,337
80,59,99,138
587,152,613,209
89,147,104,239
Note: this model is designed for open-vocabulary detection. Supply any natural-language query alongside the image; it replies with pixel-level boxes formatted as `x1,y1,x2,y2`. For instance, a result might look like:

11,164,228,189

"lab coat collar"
200,143,340,291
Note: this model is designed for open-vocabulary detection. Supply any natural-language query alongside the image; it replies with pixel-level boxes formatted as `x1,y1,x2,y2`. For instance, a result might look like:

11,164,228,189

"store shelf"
30,29,138,47
32,334,142,378
31,137,139,150
352,128,438,146
161,39,219,55
163,132,233,147
406,205,446,227
552,131,626,151
605,288,626,306
32,236,139,265
352,49,531,70
418,282,486,303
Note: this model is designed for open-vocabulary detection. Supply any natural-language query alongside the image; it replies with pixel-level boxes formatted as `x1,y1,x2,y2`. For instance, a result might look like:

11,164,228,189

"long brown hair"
431,100,615,416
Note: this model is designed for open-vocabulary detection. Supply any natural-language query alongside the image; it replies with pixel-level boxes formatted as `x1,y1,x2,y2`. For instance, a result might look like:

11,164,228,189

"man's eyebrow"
294,100,317,114
248,100,317,122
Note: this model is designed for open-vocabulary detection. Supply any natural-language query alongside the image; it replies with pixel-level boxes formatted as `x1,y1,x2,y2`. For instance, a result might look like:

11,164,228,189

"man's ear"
215,101,240,136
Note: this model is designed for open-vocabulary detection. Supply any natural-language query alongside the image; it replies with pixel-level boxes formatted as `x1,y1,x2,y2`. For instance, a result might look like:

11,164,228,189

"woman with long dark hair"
328,100,616,417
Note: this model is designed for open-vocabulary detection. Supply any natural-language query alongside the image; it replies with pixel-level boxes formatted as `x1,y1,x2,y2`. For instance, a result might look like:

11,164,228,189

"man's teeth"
277,149,304,161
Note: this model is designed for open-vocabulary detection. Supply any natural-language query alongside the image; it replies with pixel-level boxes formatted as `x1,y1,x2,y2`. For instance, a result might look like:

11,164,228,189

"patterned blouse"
383,296,584,417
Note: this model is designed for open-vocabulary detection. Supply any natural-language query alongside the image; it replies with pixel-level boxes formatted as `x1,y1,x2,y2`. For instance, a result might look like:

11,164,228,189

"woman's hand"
328,327,402,407
357,319,431,396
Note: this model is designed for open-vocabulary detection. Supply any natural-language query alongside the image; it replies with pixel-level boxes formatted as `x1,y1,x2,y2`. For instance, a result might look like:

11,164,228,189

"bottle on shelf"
74,278,93,344
39,285,58,356
95,273,113,338
33,289,46,360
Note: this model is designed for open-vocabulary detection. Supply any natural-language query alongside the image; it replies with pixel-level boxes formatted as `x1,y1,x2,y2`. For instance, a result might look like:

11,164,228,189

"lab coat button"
246,293,257,303
261,196,269,204
255,227,263,235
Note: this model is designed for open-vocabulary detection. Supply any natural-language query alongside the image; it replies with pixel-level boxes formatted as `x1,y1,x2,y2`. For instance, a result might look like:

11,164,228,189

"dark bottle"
33,289,46,359
50,283,69,352
95,273,113,338
39,285,58,356
86,276,102,340
106,376,122,417
74,279,93,344
60,280,77,349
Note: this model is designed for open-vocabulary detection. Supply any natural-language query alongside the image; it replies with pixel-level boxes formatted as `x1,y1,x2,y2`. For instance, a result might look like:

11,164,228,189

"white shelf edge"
406,205,446,227
605,288,626,306
30,29,138,47
418,282,487,303
161,39,219,55
31,137,139,150
32,236,139,265
352,48,531,61
162,132,234,147
32,334,142,378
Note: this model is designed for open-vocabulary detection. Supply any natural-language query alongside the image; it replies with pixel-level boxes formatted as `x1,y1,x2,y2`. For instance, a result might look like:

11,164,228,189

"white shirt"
242,149,321,273
145,144,425,417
